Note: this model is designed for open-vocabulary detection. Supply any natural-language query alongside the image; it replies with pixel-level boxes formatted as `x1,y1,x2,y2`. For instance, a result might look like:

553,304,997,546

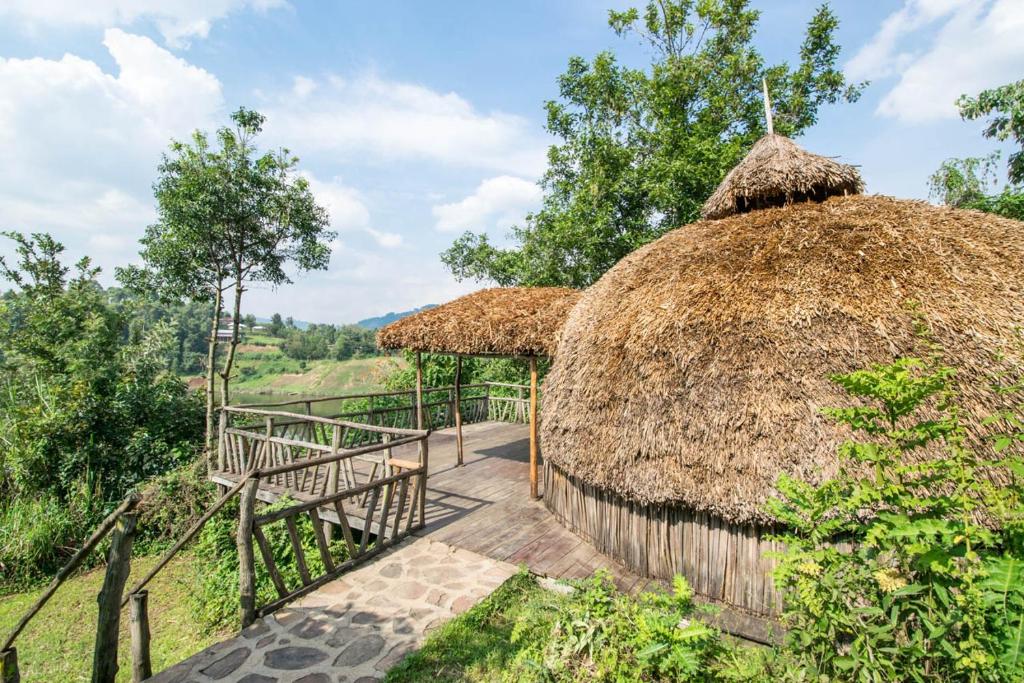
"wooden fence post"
419,437,429,528
217,409,228,473
0,648,18,683
129,591,152,682
237,476,260,629
92,512,138,683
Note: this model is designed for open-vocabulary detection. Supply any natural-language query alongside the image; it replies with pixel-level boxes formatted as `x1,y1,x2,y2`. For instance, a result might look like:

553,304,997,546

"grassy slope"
193,334,407,396
0,554,228,682
386,572,565,683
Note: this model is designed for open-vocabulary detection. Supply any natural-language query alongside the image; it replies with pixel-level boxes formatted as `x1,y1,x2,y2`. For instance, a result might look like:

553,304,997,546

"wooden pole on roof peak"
762,78,774,136
529,356,539,499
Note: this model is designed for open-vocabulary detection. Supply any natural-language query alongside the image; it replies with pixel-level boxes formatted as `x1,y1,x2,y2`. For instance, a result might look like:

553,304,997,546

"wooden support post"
0,648,18,683
129,591,152,682
529,356,539,499
415,352,424,432
454,357,464,466
237,476,260,629
217,409,228,473
92,512,138,683
419,438,429,528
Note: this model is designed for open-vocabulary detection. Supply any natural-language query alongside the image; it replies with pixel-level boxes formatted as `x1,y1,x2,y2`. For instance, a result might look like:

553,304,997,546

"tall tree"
119,108,333,458
442,1,863,288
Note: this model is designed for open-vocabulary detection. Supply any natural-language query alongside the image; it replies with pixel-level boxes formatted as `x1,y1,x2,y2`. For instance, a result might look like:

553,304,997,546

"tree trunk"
204,279,224,472
219,279,244,411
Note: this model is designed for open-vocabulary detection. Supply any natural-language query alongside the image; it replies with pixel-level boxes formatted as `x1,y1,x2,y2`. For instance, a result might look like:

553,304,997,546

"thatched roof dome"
701,133,864,220
376,287,581,357
542,195,1024,524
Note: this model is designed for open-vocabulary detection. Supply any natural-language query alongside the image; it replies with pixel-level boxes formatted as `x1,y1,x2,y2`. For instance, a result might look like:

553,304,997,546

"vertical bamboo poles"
529,356,539,499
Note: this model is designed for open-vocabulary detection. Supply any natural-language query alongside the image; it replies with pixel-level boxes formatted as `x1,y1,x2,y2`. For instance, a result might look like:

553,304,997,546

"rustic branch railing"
231,381,534,433
212,405,431,626
1,494,141,683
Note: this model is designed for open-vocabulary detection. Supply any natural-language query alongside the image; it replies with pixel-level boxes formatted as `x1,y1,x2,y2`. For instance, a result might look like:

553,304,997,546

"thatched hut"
378,287,581,497
377,287,580,358
541,134,1024,637
701,133,864,220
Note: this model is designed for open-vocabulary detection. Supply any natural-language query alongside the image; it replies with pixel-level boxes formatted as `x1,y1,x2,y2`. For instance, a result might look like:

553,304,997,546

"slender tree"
119,108,333,461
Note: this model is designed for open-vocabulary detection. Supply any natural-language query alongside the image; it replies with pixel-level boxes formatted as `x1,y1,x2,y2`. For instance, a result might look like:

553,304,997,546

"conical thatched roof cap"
377,287,581,357
701,133,864,220
542,195,1024,524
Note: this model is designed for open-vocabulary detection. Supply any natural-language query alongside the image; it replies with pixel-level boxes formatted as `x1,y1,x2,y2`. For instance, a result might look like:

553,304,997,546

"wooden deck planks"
213,420,650,591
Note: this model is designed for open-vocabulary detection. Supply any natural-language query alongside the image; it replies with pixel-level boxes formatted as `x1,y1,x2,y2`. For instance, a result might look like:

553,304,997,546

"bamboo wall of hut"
544,462,783,639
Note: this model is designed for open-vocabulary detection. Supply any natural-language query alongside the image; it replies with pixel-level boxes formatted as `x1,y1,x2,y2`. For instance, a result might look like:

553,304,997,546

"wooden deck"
394,421,654,590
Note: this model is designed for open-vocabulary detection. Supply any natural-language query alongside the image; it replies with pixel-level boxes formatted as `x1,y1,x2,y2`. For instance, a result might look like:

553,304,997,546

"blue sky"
0,1,1020,323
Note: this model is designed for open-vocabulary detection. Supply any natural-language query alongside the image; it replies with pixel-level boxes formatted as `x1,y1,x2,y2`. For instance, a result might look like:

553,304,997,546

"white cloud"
265,75,549,177
0,0,287,48
432,175,542,233
0,30,223,271
848,0,1024,122
292,75,317,99
250,246,475,323
300,172,402,249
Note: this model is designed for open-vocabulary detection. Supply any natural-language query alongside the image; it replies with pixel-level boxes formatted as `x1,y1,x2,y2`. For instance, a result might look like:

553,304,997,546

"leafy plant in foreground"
769,355,1024,681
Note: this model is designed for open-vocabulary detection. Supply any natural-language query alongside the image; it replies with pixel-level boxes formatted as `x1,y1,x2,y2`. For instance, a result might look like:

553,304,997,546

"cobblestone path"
150,537,517,683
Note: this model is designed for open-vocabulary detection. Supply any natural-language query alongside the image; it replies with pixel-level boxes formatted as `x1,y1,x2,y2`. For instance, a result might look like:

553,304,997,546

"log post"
419,437,429,528
529,356,539,499
237,476,260,629
92,512,138,683
217,409,228,473
3,495,140,656
454,357,464,466
0,648,18,683
129,591,152,682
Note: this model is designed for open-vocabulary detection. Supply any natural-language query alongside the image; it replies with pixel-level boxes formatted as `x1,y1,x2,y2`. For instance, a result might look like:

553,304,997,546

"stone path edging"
150,537,517,683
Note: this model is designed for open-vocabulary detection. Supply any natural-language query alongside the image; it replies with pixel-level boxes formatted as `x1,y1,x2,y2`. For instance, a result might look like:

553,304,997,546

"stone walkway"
151,537,517,683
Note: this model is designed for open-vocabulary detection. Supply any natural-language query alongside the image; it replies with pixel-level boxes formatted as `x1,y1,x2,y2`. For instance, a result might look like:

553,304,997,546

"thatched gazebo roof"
542,195,1024,524
701,133,864,220
376,287,581,358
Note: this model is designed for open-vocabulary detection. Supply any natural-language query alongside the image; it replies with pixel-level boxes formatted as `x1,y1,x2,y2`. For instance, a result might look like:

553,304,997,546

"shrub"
768,356,1024,681
508,571,724,682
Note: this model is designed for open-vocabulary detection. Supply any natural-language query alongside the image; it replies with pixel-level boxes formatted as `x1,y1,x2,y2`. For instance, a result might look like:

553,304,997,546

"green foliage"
134,462,216,555
957,79,1024,185
442,0,863,288
279,323,378,361
390,570,755,683
190,496,349,631
768,354,1024,681
929,152,1024,221
508,572,722,681
0,232,204,584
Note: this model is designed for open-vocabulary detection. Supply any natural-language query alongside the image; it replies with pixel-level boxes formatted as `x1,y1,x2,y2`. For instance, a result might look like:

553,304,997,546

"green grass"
241,333,282,346
385,571,566,683
230,355,405,395
0,553,230,682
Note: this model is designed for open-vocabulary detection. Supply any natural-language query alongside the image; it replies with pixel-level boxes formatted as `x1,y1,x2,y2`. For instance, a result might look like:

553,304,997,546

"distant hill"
254,316,311,330
357,305,437,330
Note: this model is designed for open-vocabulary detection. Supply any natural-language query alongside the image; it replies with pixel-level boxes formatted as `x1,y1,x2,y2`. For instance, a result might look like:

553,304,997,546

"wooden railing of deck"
1,413,428,683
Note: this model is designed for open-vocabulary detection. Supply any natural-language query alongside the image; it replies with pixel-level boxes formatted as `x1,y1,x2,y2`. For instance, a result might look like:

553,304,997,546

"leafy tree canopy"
442,0,864,288
957,78,1024,185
